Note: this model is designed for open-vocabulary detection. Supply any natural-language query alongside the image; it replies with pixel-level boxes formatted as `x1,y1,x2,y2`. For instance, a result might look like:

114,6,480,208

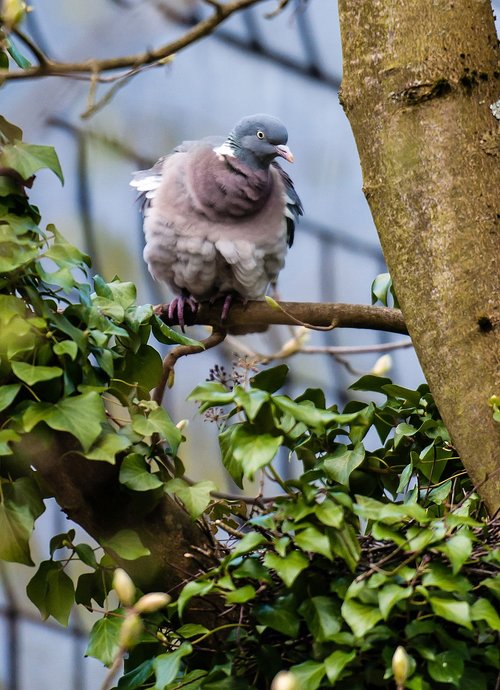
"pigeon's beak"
275,144,294,163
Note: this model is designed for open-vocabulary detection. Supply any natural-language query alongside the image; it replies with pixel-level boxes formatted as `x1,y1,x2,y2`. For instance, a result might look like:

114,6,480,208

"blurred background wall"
2,1,497,687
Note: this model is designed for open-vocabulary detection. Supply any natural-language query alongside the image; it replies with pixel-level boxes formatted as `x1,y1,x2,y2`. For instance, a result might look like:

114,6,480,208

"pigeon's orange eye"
256,130,265,139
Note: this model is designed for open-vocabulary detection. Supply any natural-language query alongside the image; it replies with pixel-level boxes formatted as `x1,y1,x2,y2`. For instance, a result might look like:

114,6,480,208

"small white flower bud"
392,645,410,686
119,613,143,649
371,354,392,377
271,670,299,690
134,592,171,614
112,568,136,606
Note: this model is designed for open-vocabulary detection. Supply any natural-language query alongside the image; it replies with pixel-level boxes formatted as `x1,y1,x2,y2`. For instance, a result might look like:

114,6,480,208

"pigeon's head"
228,114,294,169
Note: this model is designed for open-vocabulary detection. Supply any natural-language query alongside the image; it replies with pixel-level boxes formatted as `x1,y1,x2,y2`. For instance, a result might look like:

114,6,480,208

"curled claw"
167,293,198,331
221,293,233,322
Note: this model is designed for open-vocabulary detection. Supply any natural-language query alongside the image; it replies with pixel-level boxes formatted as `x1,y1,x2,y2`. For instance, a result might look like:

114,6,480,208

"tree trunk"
337,0,500,513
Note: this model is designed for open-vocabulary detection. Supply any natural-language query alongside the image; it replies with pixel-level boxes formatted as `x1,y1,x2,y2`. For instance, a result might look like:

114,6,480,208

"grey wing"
272,162,304,248
130,135,225,212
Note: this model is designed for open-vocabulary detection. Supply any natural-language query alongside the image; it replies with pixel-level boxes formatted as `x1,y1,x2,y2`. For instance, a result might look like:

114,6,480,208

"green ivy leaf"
86,614,123,666
131,406,181,454
233,386,270,421
26,559,75,625
102,529,151,560
153,643,193,689
255,603,300,637
263,550,309,587
394,422,418,448
0,487,34,564
349,375,392,393
378,584,413,619
299,596,341,641
429,596,472,629
11,361,63,385
176,624,209,639
0,141,64,183
0,383,21,411
289,661,325,690
371,272,392,306
0,428,21,455
22,391,106,452
423,563,472,594
165,478,215,518
295,526,332,560
329,523,361,571
114,344,163,398
74,543,98,569
324,443,365,487
315,499,344,528
225,585,256,604
427,651,464,684
86,433,131,464
152,315,202,347
341,599,383,637
438,532,473,574
324,649,356,684
219,424,283,486
0,115,23,142
470,598,500,631
250,364,288,393
119,453,163,491
273,395,340,430
187,382,235,406
177,581,214,618
53,340,78,360
230,531,267,559
117,659,154,690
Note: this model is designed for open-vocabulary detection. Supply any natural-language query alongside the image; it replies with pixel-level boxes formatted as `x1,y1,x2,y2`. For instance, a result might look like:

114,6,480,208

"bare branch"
11,27,49,66
0,0,267,81
155,300,408,336
153,327,227,406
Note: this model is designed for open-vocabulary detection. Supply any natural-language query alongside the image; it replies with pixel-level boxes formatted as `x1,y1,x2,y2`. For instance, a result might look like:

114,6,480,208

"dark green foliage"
0,123,498,690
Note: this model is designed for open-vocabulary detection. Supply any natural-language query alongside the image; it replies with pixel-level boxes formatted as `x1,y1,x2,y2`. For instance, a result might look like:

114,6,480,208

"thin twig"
99,648,123,690
12,27,49,65
0,0,267,81
152,328,226,406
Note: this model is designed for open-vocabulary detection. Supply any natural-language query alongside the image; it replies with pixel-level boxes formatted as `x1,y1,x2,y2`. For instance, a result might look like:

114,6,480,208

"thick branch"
156,300,408,335
15,430,217,599
0,0,266,81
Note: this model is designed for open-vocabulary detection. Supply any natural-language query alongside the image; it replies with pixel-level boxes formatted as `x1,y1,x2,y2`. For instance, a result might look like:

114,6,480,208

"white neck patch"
213,140,235,160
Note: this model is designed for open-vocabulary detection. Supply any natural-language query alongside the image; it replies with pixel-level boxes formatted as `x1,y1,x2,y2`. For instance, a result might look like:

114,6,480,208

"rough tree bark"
338,0,500,513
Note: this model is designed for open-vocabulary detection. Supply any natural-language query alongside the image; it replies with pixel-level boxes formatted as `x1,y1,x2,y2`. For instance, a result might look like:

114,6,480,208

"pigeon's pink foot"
167,294,198,331
221,294,233,322
209,292,246,323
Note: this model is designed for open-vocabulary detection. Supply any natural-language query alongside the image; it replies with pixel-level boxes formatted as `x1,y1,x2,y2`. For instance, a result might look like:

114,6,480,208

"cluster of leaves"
99,367,499,690
0,116,197,607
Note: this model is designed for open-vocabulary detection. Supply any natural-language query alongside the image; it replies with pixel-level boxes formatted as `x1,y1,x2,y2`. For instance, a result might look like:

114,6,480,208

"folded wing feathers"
273,163,303,247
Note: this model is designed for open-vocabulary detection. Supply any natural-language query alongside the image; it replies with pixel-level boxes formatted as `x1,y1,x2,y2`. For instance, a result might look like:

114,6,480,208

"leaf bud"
1,0,27,30
118,613,143,649
271,670,299,690
112,568,136,606
134,592,171,614
371,354,392,377
392,645,410,686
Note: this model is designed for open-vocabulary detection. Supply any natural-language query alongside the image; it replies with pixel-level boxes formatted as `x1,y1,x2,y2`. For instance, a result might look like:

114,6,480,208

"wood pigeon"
131,114,303,328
